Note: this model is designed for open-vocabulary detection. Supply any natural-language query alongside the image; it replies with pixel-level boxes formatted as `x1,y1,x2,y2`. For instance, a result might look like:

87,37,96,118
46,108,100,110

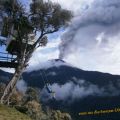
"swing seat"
51,92,55,99
46,84,55,98
46,86,52,93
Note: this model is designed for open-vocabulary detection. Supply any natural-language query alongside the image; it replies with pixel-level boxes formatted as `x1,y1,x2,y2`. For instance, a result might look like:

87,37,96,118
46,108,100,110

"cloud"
16,79,27,93
27,37,61,71
47,71,57,76
40,78,120,103
1,36,62,73
27,58,72,72
1,68,15,73
26,0,94,72
59,0,120,75
51,81,103,102
3,0,120,75
51,0,94,15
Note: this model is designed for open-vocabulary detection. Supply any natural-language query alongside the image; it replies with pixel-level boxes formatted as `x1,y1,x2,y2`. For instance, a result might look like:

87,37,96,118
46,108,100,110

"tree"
46,109,72,120
22,87,40,105
0,0,72,104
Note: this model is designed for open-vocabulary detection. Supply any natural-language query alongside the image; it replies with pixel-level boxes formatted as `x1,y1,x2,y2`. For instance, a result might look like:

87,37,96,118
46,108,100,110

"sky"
58,0,120,75
13,0,120,102
27,0,95,68
27,0,120,75
1,0,120,75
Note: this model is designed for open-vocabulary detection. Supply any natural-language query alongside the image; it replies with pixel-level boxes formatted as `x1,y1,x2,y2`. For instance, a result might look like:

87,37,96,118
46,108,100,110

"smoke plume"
59,0,120,74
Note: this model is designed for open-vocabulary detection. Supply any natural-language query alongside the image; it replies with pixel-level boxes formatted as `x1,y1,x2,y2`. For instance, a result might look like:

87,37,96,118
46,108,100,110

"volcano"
1,59,120,120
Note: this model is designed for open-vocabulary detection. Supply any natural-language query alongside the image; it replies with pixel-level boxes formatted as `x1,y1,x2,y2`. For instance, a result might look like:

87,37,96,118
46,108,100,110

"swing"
46,84,56,99
40,70,56,99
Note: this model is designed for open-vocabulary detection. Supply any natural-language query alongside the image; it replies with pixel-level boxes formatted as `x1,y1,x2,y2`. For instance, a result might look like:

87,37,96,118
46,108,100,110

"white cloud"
47,71,56,76
0,68,15,73
41,78,120,102
16,79,27,93
24,0,120,75
27,36,61,71
51,0,94,15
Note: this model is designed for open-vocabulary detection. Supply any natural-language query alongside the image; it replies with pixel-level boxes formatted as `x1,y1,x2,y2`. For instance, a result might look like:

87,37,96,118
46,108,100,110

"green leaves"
30,0,72,34
1,0,72,43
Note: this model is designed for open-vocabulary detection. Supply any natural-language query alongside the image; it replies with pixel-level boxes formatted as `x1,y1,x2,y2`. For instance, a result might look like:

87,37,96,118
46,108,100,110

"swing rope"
34,55,55,98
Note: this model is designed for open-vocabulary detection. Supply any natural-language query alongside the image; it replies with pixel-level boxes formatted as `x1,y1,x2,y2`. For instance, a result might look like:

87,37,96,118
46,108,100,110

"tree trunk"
0,46,34,104
0,63,24,104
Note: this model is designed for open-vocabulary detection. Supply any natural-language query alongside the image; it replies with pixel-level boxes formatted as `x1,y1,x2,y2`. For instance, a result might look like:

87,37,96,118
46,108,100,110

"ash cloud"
59,0,120,75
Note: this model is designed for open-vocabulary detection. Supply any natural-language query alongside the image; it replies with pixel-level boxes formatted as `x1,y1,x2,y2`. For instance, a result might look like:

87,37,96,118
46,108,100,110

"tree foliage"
9,87,72,120
0,0,72,48
0,0,72,104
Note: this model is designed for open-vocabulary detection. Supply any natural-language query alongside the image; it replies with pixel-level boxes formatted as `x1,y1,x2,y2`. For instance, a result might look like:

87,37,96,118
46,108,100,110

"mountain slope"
1,59,120,120
22,59,120,120
23,59,120,88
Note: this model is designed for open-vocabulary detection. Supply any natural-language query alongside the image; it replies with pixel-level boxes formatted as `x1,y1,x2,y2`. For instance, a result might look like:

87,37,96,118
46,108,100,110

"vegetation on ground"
0,104,31,120
0,83,72,120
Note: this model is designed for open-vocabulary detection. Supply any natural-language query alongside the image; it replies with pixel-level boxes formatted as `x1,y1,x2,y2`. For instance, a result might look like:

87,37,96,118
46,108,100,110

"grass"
0,104,31,120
